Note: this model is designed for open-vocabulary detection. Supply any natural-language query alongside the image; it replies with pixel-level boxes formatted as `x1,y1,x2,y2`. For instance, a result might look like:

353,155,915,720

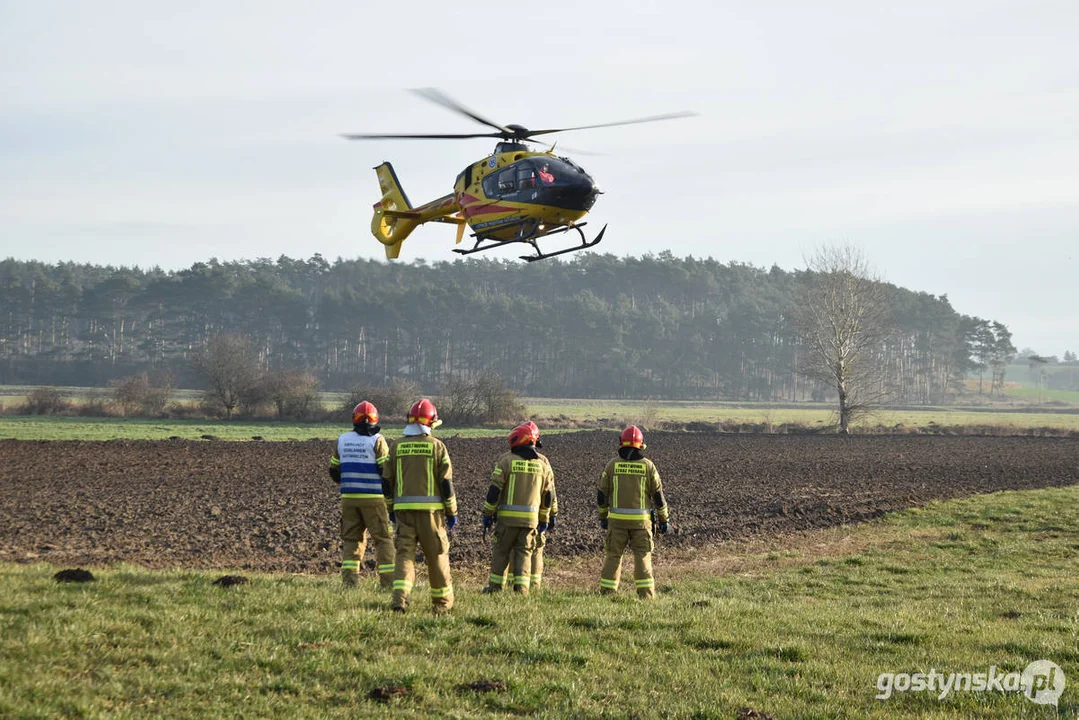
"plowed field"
1,433,1075,573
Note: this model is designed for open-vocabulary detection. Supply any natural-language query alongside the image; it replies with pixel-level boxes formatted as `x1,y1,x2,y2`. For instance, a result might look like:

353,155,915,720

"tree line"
0,252,1016,403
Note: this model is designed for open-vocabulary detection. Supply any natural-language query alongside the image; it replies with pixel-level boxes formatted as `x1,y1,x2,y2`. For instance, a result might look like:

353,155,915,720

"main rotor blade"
523,139,605,157
410,88,514,136
525,111,698,137
342,132,503,140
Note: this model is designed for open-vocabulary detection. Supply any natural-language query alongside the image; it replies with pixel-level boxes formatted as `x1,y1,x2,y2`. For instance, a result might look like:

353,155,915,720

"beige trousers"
599,525,655,599
487,523,536,594
392,510,453,611
340,497,394,588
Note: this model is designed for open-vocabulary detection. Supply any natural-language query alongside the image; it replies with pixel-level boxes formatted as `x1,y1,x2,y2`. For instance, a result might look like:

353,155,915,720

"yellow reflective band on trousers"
341,560,359,570
635,578,655,588
513,575,530,587
490,573,506,586
600,578,618,589
430,584,453,598
378,564,394,575
393,580,414,591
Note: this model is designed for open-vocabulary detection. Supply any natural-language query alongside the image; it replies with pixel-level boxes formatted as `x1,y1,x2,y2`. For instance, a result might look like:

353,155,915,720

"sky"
1,0,1077,356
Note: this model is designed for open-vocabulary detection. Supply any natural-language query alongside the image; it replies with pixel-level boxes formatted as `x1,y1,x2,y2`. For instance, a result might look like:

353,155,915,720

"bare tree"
191,333,263,419
110,370,174,416
438,371,525,425
792,245,893,434
264,369,321,420
340,378,420,423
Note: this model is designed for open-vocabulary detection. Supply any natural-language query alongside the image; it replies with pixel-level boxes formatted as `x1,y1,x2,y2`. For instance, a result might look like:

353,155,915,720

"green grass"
1002,386,1079,405
2,405,1077,441
2,486,1077,718
526,398,1079,431
0,417,529,442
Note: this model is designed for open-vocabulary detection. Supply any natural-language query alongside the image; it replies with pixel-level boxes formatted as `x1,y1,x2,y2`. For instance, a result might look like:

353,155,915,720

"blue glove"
389,511,395,523
446,514,458,531
658,521,669,534
537,522,548,534
482,515,494,529
600,518,608,530
548,515,557,531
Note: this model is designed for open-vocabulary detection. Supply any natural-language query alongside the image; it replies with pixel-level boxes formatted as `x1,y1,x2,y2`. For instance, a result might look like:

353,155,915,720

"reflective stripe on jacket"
598,457,668,528
383,435,457,514
483,451,554,528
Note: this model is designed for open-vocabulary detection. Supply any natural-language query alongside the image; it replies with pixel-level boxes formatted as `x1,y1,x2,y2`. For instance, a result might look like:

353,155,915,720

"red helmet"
408,398,440,427
352,400,379,425
620,425,645,449
525,420,543,448
509,423,539,448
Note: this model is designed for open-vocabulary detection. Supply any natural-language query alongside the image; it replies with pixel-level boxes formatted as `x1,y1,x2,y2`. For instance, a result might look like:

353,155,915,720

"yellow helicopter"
343,89,695,262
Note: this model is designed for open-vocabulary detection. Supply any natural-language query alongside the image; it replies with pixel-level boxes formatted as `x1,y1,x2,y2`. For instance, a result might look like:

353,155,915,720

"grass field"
0,416,538,442
1002,387,1079,405
525,398,1079,432
1,406,1077,442
1,486,1076,718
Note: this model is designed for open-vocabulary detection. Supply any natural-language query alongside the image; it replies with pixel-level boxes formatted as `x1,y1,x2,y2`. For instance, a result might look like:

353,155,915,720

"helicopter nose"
577,176,600,211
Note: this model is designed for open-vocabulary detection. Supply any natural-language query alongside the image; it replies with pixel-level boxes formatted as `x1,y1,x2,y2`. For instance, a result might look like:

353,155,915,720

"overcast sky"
1,0,1076,355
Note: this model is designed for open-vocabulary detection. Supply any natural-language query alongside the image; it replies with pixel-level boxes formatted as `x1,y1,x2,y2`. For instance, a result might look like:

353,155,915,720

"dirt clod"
738,708,776,720
368,685,409,702
53,568,95,583
212,575,248,587
460,679,508,693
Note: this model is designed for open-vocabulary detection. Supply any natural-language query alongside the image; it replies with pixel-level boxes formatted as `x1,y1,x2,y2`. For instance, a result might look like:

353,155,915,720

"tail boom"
370,162,460,259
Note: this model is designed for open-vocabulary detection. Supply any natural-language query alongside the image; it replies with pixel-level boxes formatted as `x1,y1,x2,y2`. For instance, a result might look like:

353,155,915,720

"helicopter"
343,89,695,262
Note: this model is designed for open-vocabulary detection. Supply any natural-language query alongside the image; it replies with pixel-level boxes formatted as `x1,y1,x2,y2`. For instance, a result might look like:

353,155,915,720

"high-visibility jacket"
482,450,554,528
540,454,558,520
330,431,390,499
598,455,668,529
382,434,457,516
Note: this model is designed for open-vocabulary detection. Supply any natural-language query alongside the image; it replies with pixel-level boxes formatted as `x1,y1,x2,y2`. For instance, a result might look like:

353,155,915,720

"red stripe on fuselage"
463,204,519,218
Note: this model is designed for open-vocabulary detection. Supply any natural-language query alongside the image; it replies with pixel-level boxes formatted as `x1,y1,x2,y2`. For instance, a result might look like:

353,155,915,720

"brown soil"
0,432,1075,574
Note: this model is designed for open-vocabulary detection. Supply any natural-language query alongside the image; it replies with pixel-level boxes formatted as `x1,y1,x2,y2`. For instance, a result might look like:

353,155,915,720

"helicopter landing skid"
452,222,606,262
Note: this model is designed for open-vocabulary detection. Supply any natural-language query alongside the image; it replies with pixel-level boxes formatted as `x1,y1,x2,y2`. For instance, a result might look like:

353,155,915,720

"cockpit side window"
496,168,517,195
517,164,538,190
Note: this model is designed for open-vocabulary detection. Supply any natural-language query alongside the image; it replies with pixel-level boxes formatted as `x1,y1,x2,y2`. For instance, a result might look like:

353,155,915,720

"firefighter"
481,423,554,596
524,421,557,591
382,398,458,614
597,425,670,600
329,401,394,588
